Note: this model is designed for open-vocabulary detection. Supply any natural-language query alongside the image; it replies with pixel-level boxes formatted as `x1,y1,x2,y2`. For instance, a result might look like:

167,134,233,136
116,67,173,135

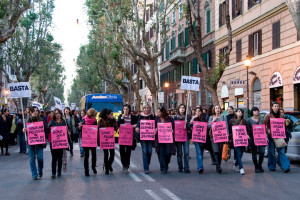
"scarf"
83,115,97,125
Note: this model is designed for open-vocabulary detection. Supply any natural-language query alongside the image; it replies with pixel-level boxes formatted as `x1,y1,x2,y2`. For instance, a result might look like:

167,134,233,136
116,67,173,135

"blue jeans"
158,143,171,173
194,142,204,171
268,136,290,171
141,141,153,172
78,137,84,155
27,145,44,178
234,147,245,169
18,131,26,153
177,141,190,171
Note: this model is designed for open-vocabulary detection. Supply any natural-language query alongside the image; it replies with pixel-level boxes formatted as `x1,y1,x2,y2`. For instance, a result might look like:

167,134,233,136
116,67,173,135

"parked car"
286,121,300,160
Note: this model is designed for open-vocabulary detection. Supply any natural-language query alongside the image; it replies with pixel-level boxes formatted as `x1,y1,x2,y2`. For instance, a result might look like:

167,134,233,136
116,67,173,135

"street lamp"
5,89,9,107
244,57,251,118
164,82,169,88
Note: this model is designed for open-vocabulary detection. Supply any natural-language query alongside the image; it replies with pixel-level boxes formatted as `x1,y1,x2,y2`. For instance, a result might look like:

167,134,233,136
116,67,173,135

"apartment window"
167,17,170,30
178,32,184,47
177,66,182,81
150,28,153,38
161,44,164,62
272,21,280,50
166,41,170,59
219,2,226,28
205,9,211,34
248,30,262,57
150,5,153,17
146,9,149,21
179,2,183,19
236,39,242,62
232,0,242,19
184,62,190,76
146,31,150,41
134,64,137,74
172,10,176,25
171,37,176,50
248,0,261,10
139,79,143,89
193,58,198,74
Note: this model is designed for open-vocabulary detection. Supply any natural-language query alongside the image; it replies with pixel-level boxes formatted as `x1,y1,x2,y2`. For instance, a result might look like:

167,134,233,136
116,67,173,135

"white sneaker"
240,168,245,175
233,165,239,172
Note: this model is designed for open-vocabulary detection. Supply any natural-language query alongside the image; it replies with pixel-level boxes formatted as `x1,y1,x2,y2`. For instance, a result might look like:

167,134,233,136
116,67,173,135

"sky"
51,0,90,104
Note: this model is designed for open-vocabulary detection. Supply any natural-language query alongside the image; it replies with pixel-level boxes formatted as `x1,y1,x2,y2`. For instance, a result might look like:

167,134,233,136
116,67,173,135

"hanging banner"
192,121,207,143
81,125,98,147
158,123,173,143
253,125,268,146
54,96,62,110
99,127,115,149
270,118,286,138
212,121,228,143
180,76,200,91
27,121,46,145
232,125,248,147
32,102,43,110
8,82,31,98
140,120,155,141
51,126,68,149
118,124,133,146
174,121,187,142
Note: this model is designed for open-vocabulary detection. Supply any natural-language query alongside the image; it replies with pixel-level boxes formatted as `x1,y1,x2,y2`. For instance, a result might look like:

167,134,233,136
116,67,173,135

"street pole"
246,67,249,119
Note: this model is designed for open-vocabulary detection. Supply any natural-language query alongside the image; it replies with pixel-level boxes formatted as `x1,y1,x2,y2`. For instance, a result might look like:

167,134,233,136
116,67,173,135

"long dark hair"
52,108,63,121
234,108,244,120
177,104,186,116
207,105,214,116
158,106,169,119
122,104,131,115
100,108,113,120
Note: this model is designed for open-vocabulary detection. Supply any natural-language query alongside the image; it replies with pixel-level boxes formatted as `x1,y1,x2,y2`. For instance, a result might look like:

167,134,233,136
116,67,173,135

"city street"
1,143,300,200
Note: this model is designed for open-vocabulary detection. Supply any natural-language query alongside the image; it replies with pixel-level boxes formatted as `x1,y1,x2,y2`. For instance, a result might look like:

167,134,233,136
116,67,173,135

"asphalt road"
1,142,300,200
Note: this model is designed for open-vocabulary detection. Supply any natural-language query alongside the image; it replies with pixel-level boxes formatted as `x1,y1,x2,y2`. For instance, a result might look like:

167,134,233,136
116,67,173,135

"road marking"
140,172,155,182
137,143,141,147
160,188,181,200
129,173,142,182
145,190,162,200
114,157,123,167
115,148,137,169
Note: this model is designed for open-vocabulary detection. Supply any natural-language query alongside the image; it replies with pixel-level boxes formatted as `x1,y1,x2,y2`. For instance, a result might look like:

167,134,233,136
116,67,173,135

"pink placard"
119,124,133,146
212,121,228,143
270,118,286,138
253,125,268,146
232,125,248,147
158,123,173,143
51,126,68,149
192,121,207,143
99,127,115,149
140,120,155,141
174,121,187,142
27,121,46,145
82,125,98,147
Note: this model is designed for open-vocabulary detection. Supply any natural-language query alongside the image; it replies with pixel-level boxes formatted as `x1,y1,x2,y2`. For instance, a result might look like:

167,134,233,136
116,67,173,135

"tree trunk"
286,0,300,35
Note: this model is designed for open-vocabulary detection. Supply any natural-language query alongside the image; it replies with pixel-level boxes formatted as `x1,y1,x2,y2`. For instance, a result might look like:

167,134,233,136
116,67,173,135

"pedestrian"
25,106,48,180
99,108,118,175
64,107,74,156
135,103,156,174
16,114,26,154
228,108,248,175
174,104,191,173
48,108,66,179
247,107,265,173
204,105,217,165
264,101,290,173
226,106,235,162
78,108,98,176
189,107,206,174
0,109,11,156
156,106,175,174
78,110,86,157
280,109,293,153
71,110,79,143
208,105,227,174
117,104,138,173
10,113,17,145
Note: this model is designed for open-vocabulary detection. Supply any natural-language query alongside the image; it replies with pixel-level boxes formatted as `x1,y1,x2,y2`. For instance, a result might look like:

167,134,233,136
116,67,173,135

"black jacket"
117,114,138,126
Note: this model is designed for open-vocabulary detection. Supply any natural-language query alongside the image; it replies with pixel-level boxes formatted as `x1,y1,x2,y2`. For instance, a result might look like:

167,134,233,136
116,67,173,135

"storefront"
294,66,300,111
253,78,262,109
269,72,283,108
221,84,229,110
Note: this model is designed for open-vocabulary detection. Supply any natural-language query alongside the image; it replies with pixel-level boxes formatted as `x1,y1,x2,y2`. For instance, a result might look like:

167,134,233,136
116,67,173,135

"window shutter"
277,21,280,49
202,53,208,67
258,30,262,55
206,10,211,33
236,39,242,62
185,27,190,46
170,70,174,83
184,63,189,76
248,0,253,9
239,0,243,14
219,4,223,28
232,0,236,19
193,58,198,74
193,21,197,38
248,34,253,58
166,41,170,59
178,34,181,47
207,50,211,68
177,66,181,80
162,45,164,62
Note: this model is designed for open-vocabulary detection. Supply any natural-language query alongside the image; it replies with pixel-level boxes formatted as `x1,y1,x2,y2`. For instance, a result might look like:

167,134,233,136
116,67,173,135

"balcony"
169,47,186,64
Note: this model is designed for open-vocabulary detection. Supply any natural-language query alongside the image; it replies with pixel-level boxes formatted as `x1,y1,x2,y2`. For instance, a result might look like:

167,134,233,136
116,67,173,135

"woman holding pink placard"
117,104,138,173
174,104,191,173
99,108,118,175
155,106,175,174
48,108,67,179
247,107,266,173
207,105,227,174
264,101,290,173
228,109,249,175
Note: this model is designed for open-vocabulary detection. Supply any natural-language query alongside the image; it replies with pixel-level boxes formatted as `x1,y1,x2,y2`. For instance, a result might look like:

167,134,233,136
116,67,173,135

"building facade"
215,0,300,111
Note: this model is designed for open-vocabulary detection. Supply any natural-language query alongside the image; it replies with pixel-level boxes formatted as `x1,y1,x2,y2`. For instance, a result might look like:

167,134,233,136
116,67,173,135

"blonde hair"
143,102,151,109
87,108,97,118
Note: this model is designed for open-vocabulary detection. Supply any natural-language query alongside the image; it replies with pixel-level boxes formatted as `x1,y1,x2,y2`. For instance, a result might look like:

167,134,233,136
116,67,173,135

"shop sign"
293,66,300,84
230,79,245,88
269,72,283,88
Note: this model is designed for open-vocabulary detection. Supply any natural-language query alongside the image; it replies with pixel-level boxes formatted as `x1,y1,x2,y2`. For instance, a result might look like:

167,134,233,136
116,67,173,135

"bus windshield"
87,102,123,113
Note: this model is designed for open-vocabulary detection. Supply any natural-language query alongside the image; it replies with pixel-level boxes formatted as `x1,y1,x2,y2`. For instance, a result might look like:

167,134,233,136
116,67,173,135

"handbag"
274,138,287,148
222,143,229,160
